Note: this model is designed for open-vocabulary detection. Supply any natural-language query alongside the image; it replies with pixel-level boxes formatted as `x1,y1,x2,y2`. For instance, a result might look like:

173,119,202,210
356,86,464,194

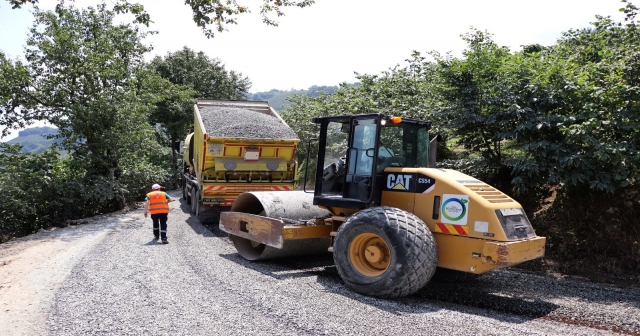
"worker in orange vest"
143,184,175,244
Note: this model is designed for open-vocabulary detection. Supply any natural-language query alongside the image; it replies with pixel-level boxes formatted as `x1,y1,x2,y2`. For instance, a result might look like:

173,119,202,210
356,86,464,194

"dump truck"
182,100,299,216
219,113,546,298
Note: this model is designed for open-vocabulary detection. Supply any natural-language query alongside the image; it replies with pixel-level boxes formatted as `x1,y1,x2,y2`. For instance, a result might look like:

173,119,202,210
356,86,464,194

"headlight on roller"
495,208,536,239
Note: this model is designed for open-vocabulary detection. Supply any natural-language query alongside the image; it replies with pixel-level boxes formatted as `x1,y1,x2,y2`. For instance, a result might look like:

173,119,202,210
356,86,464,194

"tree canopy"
147,48,250,138
0,1,259,240
148,46,251,171
283,2,640,194
0,2,176,216
4,0,315,38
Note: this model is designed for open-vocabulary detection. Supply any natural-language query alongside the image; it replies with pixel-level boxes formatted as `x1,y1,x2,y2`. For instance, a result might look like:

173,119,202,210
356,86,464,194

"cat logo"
387,174,413,191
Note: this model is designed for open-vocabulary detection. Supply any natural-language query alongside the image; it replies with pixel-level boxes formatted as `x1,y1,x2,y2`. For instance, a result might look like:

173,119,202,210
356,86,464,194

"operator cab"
311,114,432,209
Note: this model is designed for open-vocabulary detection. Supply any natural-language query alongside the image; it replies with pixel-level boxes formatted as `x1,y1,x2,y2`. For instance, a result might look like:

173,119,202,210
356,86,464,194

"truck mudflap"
220,212,333,249
481,236,546,266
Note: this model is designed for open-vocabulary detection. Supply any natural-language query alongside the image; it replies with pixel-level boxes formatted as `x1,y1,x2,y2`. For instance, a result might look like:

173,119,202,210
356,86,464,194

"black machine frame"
309,114,432,210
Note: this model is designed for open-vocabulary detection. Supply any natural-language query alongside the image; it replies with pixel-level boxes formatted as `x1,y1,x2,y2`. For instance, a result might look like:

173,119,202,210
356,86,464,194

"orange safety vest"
147,191,169,214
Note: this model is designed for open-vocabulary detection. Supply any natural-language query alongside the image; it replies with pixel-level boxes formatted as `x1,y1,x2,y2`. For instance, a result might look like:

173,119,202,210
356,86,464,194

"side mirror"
341,123,350,133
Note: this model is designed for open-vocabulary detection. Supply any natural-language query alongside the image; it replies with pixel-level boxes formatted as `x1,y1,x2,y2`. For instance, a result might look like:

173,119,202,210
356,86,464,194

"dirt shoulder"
516,259,640,290
0,211,138,335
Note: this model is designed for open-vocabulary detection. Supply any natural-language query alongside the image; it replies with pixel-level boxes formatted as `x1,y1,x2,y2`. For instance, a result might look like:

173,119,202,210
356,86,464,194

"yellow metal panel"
261,147,276,157
282,225,333,240
226,146,242,157
279,147,294,160
380,191,415,213
482,236,546,266
434,233,485,272
435,233,546,274
412,192,438,232
386,167,520,242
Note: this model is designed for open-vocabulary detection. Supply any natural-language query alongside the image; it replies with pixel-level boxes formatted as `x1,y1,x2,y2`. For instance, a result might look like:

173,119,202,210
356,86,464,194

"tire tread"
334,206,438,298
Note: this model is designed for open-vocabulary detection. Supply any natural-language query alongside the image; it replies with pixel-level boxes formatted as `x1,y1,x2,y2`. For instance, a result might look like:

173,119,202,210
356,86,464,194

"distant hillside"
6,126,61,154
247,84,355,111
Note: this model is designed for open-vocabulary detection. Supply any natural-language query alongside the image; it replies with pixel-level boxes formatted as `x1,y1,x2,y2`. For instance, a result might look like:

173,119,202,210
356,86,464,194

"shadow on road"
216,248,574,323
142,238,162,246
178,198,229,239
176,198,640,324
218,252,336,281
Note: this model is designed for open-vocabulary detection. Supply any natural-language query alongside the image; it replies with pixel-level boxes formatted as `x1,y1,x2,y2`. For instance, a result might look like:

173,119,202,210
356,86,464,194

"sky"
0,0,627,141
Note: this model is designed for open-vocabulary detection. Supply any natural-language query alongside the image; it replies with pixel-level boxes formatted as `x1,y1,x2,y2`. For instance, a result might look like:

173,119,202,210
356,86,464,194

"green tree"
0,52,31,135
1,2,170,208
149,47,251,171
0,143,67,240
511,3,640,192
150,47,250,100
283,53,442,181
433,30,527,169
4,0,315,38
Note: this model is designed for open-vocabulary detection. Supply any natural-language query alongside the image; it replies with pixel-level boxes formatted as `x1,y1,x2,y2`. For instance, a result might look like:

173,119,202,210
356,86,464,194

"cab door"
343,116,380,201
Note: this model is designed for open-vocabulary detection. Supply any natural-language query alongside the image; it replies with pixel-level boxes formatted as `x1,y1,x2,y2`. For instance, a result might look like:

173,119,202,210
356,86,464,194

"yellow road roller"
220,113,546,298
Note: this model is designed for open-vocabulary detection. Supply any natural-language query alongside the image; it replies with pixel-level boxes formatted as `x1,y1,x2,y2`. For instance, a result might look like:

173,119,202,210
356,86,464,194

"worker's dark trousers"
151,213,168,239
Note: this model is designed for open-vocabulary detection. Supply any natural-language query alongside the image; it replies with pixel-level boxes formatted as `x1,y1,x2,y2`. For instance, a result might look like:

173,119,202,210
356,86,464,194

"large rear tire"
182,179,187,200
190,189,198,215
333,206,438,298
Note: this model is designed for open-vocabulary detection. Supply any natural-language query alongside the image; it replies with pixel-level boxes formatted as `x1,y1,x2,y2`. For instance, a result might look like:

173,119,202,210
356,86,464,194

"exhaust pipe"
429,134,442,168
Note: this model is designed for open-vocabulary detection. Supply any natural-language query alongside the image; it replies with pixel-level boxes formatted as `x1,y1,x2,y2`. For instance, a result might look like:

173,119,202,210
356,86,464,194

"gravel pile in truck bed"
200,106,298,140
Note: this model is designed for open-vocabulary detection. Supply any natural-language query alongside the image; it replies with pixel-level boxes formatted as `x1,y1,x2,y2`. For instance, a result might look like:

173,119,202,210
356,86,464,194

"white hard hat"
151,184,162,190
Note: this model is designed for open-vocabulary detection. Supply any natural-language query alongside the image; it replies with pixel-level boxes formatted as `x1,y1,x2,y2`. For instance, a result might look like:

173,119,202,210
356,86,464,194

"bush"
531,185,640,274
0,143,173,242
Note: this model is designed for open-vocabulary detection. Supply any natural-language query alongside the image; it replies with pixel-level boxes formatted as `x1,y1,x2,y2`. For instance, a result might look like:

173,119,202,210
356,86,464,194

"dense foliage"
2,0,638,276
4,0,315,39
282,2,640,273
0,143,71,241
0,2,249,241
149,47,251,146
285,4,640,195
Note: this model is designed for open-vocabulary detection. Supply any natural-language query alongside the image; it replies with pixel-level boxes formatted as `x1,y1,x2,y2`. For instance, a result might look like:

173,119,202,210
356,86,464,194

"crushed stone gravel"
200,106,298,140
40,192,640,335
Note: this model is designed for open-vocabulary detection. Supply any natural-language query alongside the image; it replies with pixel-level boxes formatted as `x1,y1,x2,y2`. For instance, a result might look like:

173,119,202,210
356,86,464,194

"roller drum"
228,191,332,260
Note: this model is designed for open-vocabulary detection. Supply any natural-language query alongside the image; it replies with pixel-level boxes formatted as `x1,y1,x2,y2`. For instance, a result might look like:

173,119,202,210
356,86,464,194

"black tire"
431,268,482,283
190,189,197,215
333,206,438,298
194,190,200,217
182,180,187,200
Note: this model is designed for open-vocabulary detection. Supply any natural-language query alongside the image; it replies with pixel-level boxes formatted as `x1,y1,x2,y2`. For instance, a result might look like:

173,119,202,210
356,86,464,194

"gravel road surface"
1,191,639,335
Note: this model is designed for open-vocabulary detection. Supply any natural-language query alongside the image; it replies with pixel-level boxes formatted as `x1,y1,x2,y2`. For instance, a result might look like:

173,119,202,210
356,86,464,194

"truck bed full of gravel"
200,106,298,140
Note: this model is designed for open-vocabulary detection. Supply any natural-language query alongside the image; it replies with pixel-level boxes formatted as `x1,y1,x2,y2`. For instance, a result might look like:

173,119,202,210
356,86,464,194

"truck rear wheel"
333,207,438,298
190,189,199,216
